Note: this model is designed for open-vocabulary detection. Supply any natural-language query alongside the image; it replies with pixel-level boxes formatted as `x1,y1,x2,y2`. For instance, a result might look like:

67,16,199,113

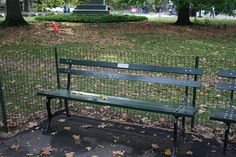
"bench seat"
210,108,236,124
38,89,197,118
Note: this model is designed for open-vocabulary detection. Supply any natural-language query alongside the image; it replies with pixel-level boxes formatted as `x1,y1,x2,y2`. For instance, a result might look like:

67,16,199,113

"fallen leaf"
58,119,66,123
165,148,171,156
121,112,129,121
51,131,58,136
85,146,92,151
98,144,104,148
41,146,54,155
124,126,135,130
98,123,107,128
192,135,202,142
85,106,93,110
151,143,160,150
72,135,80,141
64,126,71,131
158,118,165,123
91,155,99,157
65,152,74,157
186,151,193,155
81,124,92,128
100,95,107,100
10,144,19,151
27,122,38,128
112,150,125,157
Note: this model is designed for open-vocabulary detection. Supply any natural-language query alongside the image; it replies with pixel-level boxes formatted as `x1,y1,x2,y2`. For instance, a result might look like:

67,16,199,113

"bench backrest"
56,58,203,106
217,70,236,107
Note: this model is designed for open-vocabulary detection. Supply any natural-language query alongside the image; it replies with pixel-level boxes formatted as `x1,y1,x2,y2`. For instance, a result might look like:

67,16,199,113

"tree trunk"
24,0,29,12
2,0,28,26
175,5,192,25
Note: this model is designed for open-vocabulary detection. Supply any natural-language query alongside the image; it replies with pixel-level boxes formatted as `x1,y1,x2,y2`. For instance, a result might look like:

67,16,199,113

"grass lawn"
0,17,236,57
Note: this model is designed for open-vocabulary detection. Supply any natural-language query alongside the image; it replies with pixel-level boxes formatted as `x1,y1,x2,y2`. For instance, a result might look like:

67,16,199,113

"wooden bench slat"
59,59,203,75
37,89,197,117
216,83,236,91
218,70,236,78
58,68,201,88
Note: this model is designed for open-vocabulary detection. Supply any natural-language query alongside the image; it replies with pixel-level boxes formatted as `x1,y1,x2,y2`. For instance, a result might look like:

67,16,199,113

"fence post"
191,56,199,128
0,78,8,132
54,47,63,108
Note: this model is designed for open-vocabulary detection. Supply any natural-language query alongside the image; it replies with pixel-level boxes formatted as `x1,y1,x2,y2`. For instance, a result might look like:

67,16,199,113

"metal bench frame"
210,70,236,155
37,51,202,156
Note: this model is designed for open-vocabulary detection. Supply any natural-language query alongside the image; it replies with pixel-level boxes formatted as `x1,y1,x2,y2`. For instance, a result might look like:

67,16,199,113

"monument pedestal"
73,0,109,15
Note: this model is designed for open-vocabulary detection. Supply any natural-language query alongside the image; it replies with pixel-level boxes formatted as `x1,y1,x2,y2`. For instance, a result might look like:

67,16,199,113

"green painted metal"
0,78,8,132
57,68,202,88
210,70,236,154
37,89,198,117
191,56,199,128
218,70,236,78
210,108,236,123
54,48,63,108
59,58,203,75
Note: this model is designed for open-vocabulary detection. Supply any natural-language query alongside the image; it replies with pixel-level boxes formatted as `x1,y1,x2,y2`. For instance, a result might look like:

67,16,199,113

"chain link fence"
0,47,235,132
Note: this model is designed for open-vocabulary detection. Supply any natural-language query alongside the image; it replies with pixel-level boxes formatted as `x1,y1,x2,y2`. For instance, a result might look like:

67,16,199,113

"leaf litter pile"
0,22,236,57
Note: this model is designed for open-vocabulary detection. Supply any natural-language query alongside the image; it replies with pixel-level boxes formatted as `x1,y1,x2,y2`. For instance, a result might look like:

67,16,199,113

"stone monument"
73,0,109,15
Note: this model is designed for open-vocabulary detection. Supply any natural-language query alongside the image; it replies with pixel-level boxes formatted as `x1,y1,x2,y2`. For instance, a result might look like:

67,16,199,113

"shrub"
35,14,148,23
34,4,46,12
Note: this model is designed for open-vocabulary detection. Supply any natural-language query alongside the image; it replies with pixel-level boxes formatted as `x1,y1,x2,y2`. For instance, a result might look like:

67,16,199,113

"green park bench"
210,70,236,155
37,57,203,155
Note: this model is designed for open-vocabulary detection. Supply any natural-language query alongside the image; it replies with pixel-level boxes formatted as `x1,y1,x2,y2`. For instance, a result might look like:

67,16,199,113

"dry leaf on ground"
51,131,58,136
98,122,111,128
80,124,92,128
72,135,80,141
151,143,160,150
192,135,202,142
64,126,71,131
65,152,74,157
112,150,125,157
100,95,108,100
186,151,193,155
27,122,38,128
85,146,92,151
41,146,54,155
165,148,171,156
58,119,66,123
10,144,19,151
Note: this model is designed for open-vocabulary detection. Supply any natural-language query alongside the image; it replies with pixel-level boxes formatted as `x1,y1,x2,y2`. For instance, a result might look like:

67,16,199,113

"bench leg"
45,97,52,132
191,117,194,129
223,123,230,155
64,99,70,117
172,116,179,157
182,117,185,140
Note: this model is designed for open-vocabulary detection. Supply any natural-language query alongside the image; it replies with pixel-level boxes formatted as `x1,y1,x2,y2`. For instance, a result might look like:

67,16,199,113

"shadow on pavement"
0,115,235,157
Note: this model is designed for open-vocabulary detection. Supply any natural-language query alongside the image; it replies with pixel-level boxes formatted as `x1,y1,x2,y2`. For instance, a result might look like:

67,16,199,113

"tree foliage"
172,0,236,15
41,0,64,7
